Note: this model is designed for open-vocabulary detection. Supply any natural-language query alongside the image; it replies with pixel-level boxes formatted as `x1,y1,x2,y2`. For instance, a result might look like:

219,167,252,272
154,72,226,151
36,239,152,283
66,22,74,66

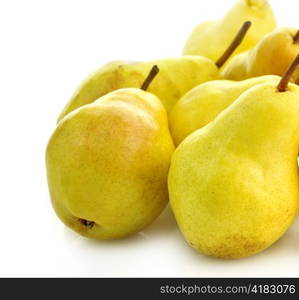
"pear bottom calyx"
79,219,95,228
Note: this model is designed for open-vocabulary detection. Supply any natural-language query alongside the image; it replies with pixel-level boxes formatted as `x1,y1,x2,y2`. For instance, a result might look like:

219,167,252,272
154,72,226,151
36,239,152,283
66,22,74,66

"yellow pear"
58,22,251,121
183,0,276,63
46,68,175,239
222,27,299,80
58,57,218,121
170,75,279,145
168,56,299,259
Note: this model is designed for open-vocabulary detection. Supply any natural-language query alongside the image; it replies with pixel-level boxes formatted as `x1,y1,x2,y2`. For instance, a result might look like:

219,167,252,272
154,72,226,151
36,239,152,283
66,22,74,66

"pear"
58,57,218,120
183,0,276,63
46,67,175,239
168,55,299,259
222,28,299,80
170,75,279,145
58,22,251,121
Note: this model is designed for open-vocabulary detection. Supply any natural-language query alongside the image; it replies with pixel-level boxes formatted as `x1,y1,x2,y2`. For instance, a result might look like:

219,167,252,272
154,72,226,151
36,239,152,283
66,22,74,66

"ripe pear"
168,56,299,259
58,57,218,121
58,22,251,121
46,69,175,239
183,0,276,64
222,28,299,80
170,75,279,145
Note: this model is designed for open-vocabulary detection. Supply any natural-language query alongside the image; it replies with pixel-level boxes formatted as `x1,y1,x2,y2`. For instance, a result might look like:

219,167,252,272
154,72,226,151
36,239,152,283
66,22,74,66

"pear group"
46,0,299,259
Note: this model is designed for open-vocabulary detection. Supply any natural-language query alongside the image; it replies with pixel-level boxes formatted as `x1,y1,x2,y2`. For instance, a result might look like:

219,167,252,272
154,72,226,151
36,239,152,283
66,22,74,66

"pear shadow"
140,204,178,239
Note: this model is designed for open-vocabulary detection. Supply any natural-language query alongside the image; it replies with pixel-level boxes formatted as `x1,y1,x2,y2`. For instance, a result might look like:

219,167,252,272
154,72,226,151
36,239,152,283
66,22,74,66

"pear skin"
170,75,279,145
58,57,219,121
183,0,276,64
222,28,299,80
168,79,299,259
46,88,175,239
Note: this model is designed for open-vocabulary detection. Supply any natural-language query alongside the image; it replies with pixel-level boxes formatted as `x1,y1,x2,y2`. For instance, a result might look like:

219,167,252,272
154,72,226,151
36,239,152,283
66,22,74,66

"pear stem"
277,54,299,92
141,65,159,91
215,21,252,68
293,30,299,44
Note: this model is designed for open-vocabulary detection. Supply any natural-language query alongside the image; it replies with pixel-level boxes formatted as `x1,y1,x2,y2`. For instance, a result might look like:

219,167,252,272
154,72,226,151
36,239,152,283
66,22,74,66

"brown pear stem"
215,21,252,68
293,30,299,44
277,54,299,92
141,65,159,91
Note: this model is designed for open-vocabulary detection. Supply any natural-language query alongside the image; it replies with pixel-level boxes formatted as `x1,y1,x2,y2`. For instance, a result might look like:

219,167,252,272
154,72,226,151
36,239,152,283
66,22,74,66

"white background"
0,0,298,277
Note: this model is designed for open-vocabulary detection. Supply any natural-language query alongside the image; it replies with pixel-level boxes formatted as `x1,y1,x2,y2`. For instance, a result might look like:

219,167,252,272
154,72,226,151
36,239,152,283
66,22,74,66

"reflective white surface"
0,0,298,277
